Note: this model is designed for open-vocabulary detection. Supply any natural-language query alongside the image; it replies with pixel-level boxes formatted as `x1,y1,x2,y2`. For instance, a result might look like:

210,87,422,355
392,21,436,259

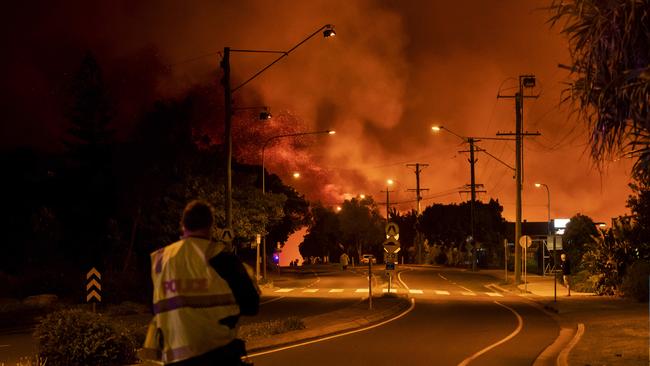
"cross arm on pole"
232,24,335,93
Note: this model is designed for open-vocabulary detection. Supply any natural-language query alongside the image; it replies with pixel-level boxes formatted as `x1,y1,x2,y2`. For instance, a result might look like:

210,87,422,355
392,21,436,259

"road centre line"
409,289,424,294
397,268,413,290
457,300,524,366
328,289,344,293
302,289,318,293
435,290,450,295
438,273,448,281
248,298,416,358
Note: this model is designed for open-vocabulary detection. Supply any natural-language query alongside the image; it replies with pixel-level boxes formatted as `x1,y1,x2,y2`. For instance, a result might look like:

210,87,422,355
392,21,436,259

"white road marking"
248,298,416,358
485,292,503,297
457,301,524,366
355,288,368,293
382,289,397,293
438,273,448,280
0,344,10,348
557,323,585,366
329,289,344,293
275,288,294,293
434,290,450,295
461,291,477,296
302,289,318,293
260,297,285,305
409,289,424,294
458,285,474,293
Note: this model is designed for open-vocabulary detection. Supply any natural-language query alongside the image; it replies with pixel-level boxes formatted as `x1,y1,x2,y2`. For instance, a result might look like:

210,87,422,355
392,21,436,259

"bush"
621,260,650,302
239,317,306,340
33,309,138,366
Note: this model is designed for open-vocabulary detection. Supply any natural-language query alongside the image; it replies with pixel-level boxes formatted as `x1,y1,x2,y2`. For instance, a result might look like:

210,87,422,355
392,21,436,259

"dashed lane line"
302,289,318,293
328,289,344,293
461,291,477,296
485,292,504,297
409,289,424,294
435,290,451,295
275,288,294,293
355,288,367,293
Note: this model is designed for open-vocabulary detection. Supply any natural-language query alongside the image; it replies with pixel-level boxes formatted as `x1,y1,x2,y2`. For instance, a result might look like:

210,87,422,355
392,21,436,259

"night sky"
2,0,633,223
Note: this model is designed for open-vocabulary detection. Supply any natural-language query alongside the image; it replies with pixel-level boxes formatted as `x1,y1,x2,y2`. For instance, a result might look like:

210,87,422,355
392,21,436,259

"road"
250,266,560,366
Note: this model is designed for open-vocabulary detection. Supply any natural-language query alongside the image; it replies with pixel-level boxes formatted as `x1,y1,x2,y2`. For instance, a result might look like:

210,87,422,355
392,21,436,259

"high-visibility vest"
147,237,240,364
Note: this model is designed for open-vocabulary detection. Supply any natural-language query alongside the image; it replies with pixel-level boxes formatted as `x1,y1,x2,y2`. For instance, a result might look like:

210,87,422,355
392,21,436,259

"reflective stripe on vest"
153,293,236,314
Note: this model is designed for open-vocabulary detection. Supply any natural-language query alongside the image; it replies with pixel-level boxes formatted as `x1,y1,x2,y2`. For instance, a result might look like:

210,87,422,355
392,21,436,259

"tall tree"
563,213,599,266
60,51,116,267
299,204,341,259
338,197,385,261
548,0,650,182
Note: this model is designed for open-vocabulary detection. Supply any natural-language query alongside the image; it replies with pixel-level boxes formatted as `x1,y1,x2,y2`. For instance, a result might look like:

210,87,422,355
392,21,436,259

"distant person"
141,200,259,365
340,252,350,270
560,253,571,296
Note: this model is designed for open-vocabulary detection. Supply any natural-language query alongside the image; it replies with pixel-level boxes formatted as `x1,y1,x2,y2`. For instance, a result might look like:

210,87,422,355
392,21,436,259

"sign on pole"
385,222,399,237
86,267,102,312
220,228,234,242
519,235,533,248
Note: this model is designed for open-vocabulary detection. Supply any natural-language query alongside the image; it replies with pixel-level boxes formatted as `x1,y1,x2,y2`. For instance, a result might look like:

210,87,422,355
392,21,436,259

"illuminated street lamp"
384,179,395,221
260,129,335,281
336,206,342,212
221,24,336,233
292,172,301,179
535,182,556,300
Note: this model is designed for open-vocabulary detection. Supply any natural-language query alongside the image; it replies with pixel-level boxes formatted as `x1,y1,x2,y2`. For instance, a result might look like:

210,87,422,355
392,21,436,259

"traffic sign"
385,222,399,237
86,267,102,303
383,237,401,253
221,228,234,242
519,235,533,248
386,262,395,270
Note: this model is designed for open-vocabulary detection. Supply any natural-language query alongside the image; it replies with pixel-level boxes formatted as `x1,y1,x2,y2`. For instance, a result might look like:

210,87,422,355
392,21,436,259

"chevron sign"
86,267,102,302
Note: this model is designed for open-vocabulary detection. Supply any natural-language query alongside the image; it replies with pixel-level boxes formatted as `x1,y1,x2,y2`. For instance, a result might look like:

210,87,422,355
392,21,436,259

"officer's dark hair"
181,200,214,231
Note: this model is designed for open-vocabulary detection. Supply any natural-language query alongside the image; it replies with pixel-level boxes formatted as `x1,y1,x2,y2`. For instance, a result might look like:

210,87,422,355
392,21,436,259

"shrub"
621,260,650,302
33,309,138,366
239,317,306,340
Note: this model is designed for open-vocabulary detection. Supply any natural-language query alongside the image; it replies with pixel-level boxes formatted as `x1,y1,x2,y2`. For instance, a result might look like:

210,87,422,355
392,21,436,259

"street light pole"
220,24,336,238
536,182,554,300
381,179,394,222
260,130,335,282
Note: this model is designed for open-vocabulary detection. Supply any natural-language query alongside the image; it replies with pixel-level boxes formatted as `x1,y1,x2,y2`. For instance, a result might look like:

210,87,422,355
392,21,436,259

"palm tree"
548,0,649,183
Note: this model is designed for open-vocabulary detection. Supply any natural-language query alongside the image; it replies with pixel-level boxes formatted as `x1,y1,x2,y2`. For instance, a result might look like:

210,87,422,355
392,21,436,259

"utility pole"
221,47,233,232
458,139,487,271
381,187,395,222
497,74,540,284
407,163,428,264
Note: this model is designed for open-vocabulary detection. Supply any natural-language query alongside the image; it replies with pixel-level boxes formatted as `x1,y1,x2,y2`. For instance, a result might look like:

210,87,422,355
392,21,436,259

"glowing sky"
2,0,633,223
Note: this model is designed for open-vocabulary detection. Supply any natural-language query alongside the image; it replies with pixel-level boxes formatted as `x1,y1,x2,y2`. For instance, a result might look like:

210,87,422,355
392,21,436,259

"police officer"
142,200,259,365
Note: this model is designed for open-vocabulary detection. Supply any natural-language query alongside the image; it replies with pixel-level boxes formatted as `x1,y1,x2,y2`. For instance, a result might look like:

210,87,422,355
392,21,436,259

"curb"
245,296,411,353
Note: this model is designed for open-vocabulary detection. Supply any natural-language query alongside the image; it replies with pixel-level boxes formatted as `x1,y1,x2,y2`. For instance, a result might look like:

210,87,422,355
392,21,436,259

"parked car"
360,254,376,264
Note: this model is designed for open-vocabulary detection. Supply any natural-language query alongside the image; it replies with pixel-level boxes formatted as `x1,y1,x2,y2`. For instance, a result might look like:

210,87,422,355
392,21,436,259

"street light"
535,182,556,301
384,179,395,221
292,172,301,179
260,129,335,281
221,24,336,233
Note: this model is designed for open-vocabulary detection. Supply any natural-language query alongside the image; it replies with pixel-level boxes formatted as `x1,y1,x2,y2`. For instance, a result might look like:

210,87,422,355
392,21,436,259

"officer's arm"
209,252,260,316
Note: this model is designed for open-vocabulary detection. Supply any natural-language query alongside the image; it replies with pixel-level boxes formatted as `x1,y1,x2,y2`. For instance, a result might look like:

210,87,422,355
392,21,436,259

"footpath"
482,269,649,366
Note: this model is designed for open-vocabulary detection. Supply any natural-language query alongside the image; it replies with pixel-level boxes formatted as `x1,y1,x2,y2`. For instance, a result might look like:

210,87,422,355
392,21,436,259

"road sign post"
519,235,532,293
368,257,372,310
86,267,102,313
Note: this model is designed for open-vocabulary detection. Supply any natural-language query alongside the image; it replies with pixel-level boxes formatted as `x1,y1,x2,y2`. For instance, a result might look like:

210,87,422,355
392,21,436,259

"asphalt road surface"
250,266,560,366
